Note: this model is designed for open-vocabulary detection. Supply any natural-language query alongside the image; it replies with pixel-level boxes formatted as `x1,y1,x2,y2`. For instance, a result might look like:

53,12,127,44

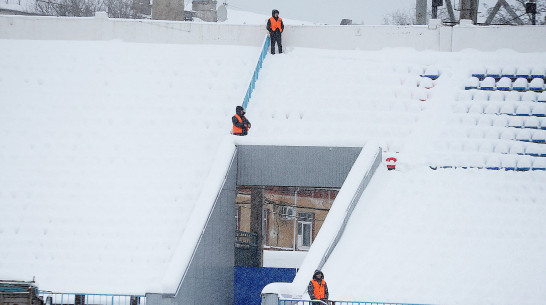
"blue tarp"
234,266,297,305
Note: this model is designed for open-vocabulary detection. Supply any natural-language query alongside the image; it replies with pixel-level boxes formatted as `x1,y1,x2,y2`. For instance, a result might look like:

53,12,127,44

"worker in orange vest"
232,106,251,136
266,9,284,54
307,270,329,304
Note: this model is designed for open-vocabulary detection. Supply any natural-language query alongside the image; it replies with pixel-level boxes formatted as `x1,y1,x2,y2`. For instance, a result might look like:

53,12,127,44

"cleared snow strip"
159,136,236,293
262,143,382,299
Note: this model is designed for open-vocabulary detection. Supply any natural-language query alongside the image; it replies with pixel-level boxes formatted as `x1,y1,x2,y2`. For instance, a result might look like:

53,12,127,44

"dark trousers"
271,32,282,54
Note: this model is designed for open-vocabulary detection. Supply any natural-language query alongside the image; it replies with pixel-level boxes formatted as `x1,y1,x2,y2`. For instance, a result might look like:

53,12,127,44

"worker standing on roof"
308,270,330,304
267,9,284,54
232,106,251,136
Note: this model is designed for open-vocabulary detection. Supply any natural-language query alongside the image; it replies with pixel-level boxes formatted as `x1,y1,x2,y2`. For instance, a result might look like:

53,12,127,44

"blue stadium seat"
485,156,502,170
500,129,516,140
489,90,505,101
513,78,528,91
510,142,525,154
422,66,440,79
484,103,500,115
493,115,508,127
471,67,486,78
532,103,546,117
526,144,542,157
532,158,546,170
480,77,496,90
505,91,521,102
465,77,480,90
500,102,516,115
496,77,512,91
501,156,517,170
501,66,516,78
474,90,489,101
529,78,545,91
524,116,541,129
516,67,531,78
516,158,532,171
486,67,501,78
468,103,485,114
515,103,532,116
531,130,546,143
521,91,537,102
495,141,510,154
508,116,524,128
516,129,532,142
530,67,545,79
538,92,546,103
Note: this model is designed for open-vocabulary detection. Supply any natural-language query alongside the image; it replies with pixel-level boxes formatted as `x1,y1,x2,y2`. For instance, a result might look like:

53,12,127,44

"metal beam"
485,0,524,25
501,0,524,25
485,0,504,25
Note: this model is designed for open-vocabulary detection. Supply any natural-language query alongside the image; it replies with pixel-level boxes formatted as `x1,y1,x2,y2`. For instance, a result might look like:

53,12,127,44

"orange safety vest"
233,114,243,134
311,280,326,299
269,17,283,32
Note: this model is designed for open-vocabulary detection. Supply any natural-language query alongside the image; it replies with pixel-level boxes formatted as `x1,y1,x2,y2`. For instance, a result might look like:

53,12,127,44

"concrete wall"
451,24,546,52
282,25,442,51
237,146,362,187
148,148,238,305
0,15,265,46
174,147,237,305
1,14,546,52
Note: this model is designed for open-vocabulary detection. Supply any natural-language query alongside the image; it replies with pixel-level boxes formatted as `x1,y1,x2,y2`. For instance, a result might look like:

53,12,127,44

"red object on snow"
386,157,397,170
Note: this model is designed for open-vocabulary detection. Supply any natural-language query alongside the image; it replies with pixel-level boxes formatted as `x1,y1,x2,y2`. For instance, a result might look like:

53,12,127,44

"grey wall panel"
169,149,237,305
237,146,362,188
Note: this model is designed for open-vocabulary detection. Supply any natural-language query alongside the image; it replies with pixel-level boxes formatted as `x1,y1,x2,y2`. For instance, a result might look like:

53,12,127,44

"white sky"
222,0,507,25
224,0,416,25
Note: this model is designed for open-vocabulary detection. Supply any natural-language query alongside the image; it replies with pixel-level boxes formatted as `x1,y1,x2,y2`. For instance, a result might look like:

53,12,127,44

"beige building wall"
236,187,338,251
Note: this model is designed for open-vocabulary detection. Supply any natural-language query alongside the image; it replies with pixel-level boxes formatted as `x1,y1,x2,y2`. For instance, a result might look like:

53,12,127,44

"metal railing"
39,292,146,305
242,34,270,110
279,300,434,305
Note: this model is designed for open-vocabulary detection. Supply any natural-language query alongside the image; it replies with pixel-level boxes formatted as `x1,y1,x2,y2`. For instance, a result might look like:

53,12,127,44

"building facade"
236,186,338,251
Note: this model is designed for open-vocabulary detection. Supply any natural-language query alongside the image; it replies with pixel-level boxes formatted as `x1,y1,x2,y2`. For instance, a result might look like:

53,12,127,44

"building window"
297,212,314,250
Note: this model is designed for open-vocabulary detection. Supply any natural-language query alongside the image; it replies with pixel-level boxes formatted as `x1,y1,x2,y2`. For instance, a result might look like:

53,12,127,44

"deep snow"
1,24,545,305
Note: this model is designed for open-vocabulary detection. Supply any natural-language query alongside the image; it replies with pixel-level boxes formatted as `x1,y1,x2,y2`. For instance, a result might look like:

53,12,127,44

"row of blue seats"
459,90,546,102
465,77,545,91
432,165,545,171
471,67,546,79
457,101,546,117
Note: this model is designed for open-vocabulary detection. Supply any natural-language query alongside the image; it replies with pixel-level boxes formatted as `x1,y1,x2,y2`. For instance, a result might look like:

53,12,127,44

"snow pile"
263,250,307,268
0,34,545,303
0,39,257,294
246,47,546,170
323,167,546,305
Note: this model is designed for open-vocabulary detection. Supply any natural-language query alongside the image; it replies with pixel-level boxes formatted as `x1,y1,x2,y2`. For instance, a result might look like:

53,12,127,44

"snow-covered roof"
0,39,258,294
323,168,546,305
1,31,545,304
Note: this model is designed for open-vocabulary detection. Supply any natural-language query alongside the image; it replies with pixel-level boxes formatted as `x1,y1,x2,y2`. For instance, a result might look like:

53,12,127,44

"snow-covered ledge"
261,144,382,304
